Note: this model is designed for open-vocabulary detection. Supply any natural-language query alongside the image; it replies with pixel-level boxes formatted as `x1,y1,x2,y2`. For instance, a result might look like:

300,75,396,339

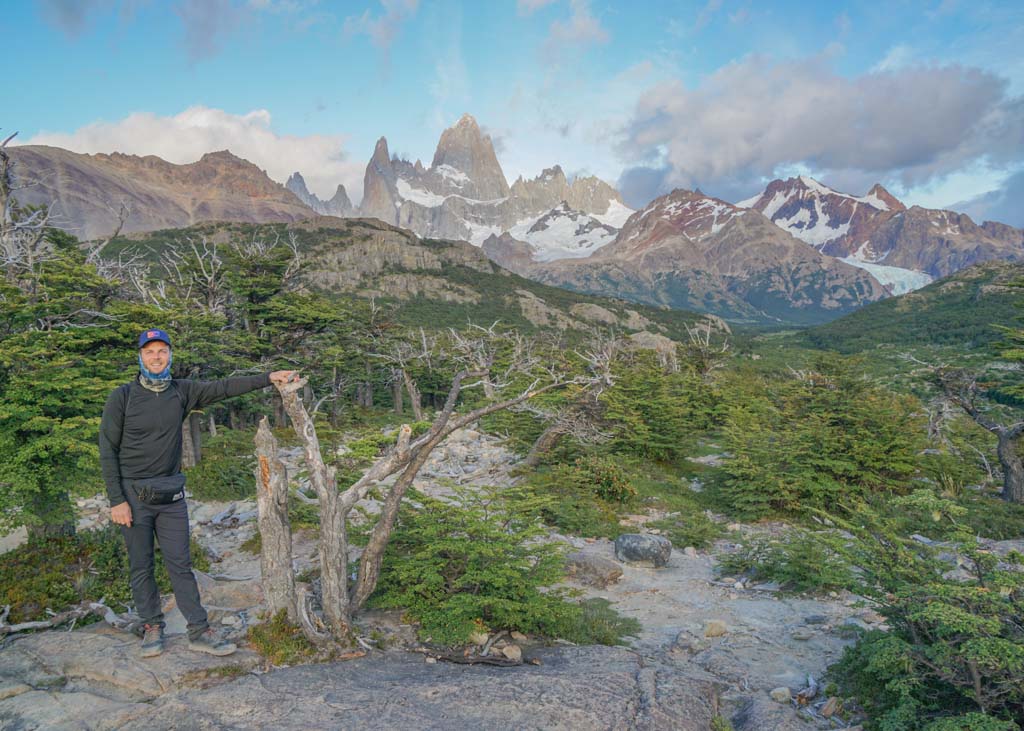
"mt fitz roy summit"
357,113,632,257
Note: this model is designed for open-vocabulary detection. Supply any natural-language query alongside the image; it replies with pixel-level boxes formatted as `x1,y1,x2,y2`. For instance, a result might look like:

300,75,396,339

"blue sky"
6,0,1024,224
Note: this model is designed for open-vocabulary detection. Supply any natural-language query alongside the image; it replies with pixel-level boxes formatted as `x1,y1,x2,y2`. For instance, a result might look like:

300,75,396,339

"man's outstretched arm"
185,370,300,411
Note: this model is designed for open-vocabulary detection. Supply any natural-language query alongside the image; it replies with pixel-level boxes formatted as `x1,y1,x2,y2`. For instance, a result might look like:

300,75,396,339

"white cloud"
20,106,366,203
545,0,608,53
517,0,557,14
618,55,1024,202
343,0,418,53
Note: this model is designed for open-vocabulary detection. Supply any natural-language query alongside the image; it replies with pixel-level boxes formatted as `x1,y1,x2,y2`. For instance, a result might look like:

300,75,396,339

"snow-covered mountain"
357,114,631,255
738,176,1024,294
516,188,889,324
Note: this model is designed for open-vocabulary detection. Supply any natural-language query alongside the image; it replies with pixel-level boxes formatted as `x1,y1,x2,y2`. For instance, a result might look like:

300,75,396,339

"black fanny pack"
130,473,186,505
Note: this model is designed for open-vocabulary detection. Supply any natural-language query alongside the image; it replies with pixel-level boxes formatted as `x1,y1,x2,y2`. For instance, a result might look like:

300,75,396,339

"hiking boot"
188,628,237,656
140,624,164,658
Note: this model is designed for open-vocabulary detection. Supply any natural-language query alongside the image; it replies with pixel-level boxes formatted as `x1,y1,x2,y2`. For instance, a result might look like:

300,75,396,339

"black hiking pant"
119,486,208,640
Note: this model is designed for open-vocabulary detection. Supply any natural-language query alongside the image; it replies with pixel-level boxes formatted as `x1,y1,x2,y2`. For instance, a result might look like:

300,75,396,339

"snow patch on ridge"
396,179,446,207
593,199,634,228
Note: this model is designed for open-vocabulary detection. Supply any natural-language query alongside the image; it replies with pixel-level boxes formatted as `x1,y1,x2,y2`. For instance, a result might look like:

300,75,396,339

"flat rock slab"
121,646,716,731
0,626,259,703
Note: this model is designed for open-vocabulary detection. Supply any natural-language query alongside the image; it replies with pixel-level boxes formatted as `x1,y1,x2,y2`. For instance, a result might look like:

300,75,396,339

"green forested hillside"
797,261,1023,354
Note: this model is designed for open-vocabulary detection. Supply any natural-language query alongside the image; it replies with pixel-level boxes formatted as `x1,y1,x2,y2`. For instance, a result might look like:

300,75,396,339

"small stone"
222,615,239,627
683,546,698,558
510,631,527,642
425,656,437,664
501,645,522,662
828,591,839,598
733,581,744,590
469,631,488,646
719,576,737,584
790,629,813,641
704,620,728,638
614,534,672,568
821,696,841,718
770,687,791,703
803,614,828,625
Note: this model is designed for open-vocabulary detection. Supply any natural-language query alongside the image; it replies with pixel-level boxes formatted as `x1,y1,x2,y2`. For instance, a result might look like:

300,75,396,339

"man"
99,328,298,658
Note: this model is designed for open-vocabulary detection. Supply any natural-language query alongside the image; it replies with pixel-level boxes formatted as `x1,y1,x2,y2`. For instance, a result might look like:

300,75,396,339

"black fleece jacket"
98,373,271,506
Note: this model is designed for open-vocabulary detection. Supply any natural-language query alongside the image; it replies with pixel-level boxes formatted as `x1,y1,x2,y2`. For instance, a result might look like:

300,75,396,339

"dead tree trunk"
276,381,351,637
272,364,591,638
402,368,424,421
940,370,1024,504
190,412,202,464
523,423,567,469
255,417,297,622
996,427,1024,504
391,370,403,414
208,412,218,438
181,418,197,469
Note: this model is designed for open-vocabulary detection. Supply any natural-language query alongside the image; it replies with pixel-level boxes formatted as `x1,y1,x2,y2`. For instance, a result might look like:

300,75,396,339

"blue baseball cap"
138,329,172,349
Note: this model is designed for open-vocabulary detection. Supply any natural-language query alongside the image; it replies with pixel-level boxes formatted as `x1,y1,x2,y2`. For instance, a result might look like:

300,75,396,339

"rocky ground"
1,429,870,730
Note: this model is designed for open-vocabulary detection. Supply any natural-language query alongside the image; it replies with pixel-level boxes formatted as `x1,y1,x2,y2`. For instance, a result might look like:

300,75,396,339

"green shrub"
371,485,585,645
599,351,719,462
549,597,641,646
716,530,855,594
825,499,1024,730
185,427,258,501
718,354,925,518
523,466,623,538
566,455,637,503
646,512,723,550
0,525,210,623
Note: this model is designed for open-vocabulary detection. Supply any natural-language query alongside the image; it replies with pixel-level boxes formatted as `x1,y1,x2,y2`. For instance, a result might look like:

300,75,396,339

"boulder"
565,551,624,587
614,534,672,568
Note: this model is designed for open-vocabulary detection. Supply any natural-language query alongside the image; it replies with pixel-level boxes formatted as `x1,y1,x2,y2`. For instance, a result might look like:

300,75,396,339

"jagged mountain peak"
286,171,310,193
866,183,905,212
429,115,509,200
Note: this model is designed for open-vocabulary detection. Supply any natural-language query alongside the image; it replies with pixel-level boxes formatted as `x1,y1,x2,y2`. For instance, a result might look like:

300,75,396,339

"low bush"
549,597,641,646
247,609,321,665
0,525,210,624
522,466,623,538
716,530,855,594
717,354,925,519
825,496,1024,730
371,485,634,646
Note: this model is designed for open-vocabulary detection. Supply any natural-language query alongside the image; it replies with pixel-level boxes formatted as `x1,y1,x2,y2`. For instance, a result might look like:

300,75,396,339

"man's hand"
111,502,133,527
270,370,300,386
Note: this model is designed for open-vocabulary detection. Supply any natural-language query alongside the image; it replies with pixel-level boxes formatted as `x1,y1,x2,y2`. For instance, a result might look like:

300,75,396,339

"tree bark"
352,426,429,610
276,381,351,636
402,369,424,421
255,417,297,621
189,412,202,465
391,370,403,414
181,418,197,469
997,427,1024,504
522,423,566,469
208,412,218,439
